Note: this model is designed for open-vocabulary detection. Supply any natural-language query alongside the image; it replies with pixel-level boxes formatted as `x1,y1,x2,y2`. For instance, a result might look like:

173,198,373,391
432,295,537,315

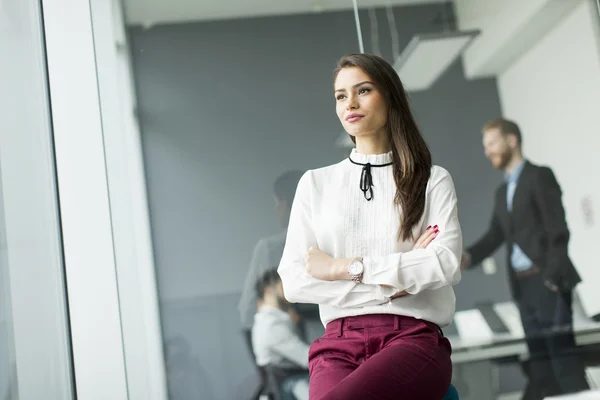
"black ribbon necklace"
348,157,393,201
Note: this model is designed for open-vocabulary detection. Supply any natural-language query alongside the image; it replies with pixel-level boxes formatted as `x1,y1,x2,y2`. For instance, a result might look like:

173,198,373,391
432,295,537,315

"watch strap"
349,257,364,283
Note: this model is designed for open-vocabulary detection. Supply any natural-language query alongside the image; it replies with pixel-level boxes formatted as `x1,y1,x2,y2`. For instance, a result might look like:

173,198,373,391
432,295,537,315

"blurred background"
2,0,600,399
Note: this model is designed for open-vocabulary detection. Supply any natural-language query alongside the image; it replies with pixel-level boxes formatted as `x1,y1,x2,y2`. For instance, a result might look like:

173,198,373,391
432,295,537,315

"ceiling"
124,0,449,27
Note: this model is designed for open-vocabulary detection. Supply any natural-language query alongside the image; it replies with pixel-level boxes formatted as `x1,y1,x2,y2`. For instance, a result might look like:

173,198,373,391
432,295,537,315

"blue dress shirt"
506,160,534,271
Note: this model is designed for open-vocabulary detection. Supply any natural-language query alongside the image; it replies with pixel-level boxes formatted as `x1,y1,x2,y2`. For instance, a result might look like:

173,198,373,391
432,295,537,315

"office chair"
443,384,459,400
258,366,458,400
259,365,284,400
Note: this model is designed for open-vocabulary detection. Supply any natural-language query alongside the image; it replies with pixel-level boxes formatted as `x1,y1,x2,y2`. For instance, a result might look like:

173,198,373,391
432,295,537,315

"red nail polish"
427,225,431,230
434,229,439,234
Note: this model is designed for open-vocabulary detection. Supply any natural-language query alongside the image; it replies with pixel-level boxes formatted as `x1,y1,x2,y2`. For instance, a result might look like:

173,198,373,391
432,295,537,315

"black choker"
349,157,393,201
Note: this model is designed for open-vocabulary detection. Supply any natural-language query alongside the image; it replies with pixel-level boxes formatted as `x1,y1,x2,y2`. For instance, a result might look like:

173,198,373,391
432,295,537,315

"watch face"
349,260,363,275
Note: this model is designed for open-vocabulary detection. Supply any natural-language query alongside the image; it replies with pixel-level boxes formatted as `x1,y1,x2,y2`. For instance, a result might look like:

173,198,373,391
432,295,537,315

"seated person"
252,269,309,400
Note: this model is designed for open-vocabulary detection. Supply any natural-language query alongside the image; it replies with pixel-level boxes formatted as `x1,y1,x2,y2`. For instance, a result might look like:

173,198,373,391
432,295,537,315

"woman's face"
335,67,387,140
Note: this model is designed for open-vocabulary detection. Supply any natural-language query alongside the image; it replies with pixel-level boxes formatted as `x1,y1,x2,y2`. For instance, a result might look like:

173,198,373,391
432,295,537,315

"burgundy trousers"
308,314,452,400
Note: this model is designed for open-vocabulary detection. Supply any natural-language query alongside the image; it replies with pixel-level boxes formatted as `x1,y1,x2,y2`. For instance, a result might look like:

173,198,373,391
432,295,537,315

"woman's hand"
391,225,439,299
391,290,408,299
306,247,340,281
413,225,439,249
306,225,439,285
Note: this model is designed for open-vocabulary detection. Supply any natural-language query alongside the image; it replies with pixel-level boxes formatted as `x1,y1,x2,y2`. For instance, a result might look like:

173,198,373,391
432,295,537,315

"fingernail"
434,225,438,229
427,225,431,230
434,229,439,233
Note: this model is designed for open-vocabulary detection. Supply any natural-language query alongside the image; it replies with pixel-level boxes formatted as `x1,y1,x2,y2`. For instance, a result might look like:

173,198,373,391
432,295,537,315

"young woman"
277,53,462,399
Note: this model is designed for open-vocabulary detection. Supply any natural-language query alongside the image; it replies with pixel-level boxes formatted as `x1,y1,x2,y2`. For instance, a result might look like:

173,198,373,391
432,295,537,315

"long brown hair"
334,53,432,241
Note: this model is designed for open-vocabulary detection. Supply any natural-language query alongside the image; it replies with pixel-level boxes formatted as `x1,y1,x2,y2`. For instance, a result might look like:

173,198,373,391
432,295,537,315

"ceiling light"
394,30,480,92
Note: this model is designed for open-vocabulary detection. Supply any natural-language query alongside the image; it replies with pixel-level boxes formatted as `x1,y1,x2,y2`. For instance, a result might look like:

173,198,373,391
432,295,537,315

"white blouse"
278,149,462,327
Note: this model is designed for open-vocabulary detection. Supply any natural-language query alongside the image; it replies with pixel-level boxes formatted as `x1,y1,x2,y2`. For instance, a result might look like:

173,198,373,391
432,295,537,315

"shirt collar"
350,148,393,165
505,159,526,184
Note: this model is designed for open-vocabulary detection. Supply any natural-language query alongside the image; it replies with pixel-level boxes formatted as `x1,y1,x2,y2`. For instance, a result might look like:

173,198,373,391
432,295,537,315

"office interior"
2,0,600,399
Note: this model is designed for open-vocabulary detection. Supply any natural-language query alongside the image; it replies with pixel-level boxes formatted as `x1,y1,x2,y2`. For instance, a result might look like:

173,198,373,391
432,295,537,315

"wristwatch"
348,258,364,283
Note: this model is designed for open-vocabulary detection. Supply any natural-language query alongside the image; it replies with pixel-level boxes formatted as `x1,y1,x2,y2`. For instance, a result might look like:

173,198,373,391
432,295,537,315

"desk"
447,302,600,400
544,390,600,400
545,389,600,399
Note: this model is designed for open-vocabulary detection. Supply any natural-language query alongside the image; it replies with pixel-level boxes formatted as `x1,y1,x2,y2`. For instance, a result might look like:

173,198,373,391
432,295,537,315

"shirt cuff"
362,255,402,288
373,279,397,300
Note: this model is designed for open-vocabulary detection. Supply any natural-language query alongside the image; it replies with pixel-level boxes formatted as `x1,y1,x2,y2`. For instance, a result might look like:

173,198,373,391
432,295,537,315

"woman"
277,53,462,399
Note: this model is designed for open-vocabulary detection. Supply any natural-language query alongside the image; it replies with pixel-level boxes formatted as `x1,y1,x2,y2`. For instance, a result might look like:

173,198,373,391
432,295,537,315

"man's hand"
460,251,472,271
544,280,560,292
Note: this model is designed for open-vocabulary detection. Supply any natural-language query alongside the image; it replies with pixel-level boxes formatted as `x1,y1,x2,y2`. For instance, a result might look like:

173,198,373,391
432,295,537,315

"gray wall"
129,4,521,398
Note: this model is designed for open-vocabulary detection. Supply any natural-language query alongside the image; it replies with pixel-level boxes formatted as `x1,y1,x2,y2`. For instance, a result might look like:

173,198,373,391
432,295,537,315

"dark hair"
255,268,281,300
273,171,304,205
483,118,522,147
334,53,432,241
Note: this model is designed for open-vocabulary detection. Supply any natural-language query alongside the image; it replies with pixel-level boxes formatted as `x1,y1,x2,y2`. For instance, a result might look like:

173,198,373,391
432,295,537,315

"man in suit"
461,118,589,399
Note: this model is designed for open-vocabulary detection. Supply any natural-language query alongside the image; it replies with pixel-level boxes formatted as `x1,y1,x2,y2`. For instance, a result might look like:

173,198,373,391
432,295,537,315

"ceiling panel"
124,0,449,26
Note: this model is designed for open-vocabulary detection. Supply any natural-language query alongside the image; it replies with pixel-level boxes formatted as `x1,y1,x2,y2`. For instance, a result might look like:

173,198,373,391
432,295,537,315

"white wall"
1,0,75,397
497,0,600,316
455,0,583,79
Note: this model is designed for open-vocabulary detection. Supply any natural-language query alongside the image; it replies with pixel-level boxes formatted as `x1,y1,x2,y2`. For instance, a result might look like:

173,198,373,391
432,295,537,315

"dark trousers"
308,314,452,400
516,273,589,400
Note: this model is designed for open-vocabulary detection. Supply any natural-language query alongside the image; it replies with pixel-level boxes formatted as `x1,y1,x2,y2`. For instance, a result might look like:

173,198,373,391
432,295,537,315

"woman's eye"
336,94,346,100
358,87,371,94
